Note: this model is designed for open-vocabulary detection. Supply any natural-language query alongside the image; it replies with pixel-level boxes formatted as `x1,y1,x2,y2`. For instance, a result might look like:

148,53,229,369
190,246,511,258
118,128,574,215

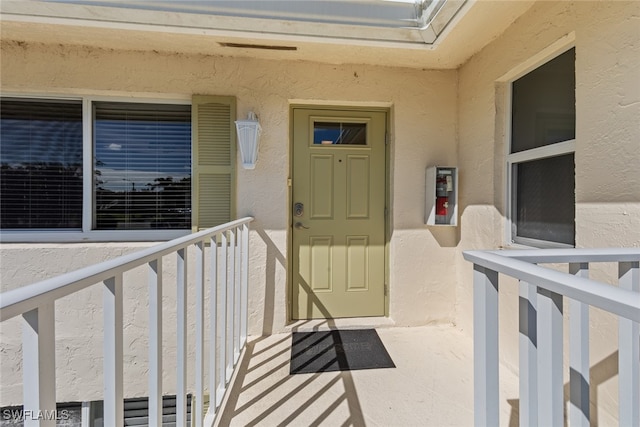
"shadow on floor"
216,325,367,426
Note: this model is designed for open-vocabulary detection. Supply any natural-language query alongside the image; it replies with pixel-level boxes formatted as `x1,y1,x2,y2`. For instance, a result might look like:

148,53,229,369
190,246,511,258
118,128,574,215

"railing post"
103,274,124,427
619,261,639,427
518,281,537,427
176,248,188,427
22,303,56,427
241,223,249,347
194,241,205,427
234,226,242,363
569,262,590,427
227,228,236,376
537,288,563,427
218,231,228,390
209,235,219,410
148,258,163,427
473,264,499,427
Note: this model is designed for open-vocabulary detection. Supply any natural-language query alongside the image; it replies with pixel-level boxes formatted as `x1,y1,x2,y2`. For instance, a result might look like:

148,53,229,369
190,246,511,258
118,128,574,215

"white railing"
463,248,640,427
0,217,254,427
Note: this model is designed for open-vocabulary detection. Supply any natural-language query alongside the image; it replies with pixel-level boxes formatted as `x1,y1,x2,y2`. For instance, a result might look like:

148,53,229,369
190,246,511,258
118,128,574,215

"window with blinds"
1,96,235,240
94,102,192,230
0,99,83,229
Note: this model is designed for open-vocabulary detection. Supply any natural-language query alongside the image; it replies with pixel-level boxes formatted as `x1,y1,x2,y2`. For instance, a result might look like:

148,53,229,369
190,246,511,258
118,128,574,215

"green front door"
292,108,386,319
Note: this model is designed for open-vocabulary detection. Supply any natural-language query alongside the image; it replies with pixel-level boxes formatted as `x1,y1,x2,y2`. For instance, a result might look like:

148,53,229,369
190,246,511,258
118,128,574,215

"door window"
313,122,367,145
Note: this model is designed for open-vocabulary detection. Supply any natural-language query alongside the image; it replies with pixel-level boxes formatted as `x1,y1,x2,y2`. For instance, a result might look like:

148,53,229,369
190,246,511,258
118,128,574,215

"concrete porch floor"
215,324,519,426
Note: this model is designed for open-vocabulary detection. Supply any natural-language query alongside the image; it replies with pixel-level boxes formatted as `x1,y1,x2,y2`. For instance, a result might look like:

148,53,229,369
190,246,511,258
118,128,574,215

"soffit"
0,0,535,69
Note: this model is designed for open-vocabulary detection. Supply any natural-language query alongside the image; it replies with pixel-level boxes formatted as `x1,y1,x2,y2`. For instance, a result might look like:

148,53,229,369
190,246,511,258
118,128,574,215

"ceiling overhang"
0,0,536,69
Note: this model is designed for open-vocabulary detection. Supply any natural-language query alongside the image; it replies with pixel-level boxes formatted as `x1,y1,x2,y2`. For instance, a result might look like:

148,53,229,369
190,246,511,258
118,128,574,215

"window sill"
506,236,575,250
0,229,191,244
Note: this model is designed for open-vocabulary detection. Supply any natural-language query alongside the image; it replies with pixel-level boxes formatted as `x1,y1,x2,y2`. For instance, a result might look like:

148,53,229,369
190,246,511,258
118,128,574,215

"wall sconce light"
235,112,261,170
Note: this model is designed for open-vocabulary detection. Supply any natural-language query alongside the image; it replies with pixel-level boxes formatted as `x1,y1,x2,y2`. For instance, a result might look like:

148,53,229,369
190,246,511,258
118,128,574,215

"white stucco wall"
457,1,640,424
0,41,458,403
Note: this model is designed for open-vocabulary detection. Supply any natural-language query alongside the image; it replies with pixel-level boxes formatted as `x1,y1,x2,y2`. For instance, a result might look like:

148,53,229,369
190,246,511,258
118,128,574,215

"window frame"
502,38,576,249
1,93,193,243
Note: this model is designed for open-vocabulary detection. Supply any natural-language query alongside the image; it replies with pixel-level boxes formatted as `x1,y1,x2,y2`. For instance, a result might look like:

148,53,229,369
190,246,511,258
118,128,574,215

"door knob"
294,222,310,230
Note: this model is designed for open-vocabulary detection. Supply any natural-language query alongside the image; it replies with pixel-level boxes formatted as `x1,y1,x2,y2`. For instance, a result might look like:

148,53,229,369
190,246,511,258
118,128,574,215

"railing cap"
0,217,254,321
463,249,640,322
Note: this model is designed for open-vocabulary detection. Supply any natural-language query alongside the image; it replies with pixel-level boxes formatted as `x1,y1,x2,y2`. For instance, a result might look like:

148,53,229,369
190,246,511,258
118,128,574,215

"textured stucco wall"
0,41,458,403
457,1,640,424
2,1,637,415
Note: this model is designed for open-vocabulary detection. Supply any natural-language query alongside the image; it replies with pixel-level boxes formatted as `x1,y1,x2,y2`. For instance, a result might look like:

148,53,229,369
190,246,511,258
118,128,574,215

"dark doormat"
290,329,395,374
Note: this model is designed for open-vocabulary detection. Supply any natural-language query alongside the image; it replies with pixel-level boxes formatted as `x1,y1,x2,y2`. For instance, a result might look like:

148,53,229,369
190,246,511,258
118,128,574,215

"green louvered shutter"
192,95,236,231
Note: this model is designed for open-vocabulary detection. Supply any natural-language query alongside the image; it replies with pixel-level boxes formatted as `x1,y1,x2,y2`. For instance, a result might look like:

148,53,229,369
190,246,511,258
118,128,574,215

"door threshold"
285,316,395,333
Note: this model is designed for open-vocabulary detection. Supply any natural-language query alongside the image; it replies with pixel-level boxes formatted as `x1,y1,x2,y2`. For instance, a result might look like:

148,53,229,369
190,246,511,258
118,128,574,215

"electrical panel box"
425,166,458,226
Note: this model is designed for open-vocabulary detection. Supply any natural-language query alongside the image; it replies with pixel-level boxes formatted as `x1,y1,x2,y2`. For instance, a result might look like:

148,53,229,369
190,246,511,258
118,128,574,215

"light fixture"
235,112,261,170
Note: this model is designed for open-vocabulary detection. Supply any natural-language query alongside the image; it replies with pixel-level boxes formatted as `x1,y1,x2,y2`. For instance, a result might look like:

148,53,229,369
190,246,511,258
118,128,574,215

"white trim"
0,230,190,243
1,93,194,243
503,82,513,247
507,140,575,164
511,236,575,250
83,98,93,233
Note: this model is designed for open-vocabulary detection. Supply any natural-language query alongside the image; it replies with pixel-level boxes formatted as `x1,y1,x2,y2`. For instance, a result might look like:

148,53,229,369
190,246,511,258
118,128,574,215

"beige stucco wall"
457,1,639,424
0,40,458,403
1,1,637,416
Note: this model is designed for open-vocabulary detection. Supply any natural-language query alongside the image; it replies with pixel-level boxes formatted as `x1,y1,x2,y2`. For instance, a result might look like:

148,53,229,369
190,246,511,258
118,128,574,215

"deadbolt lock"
294,202,304,217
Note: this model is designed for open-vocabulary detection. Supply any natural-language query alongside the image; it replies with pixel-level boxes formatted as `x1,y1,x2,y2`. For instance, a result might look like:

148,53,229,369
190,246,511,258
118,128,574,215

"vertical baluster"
473,265,499,427
241,223,250,347
148,258,163,427
227,229,235,379
569,262,590,427
218,232,228,392
194,241,205,427
22,303,56,427
103,274,124,427
176,248,188,427
619,261,639,427
234,226,242,363
226,230,236,374
518,281,537,427
537,288,563,427
209,235,218,411
81,401,91,427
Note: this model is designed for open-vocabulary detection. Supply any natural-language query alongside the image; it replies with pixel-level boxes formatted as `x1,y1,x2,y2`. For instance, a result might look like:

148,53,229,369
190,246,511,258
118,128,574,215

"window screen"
510,47,576,246
94,102,191,230
0,99,83,229
511,48,576,153
515,154,575,245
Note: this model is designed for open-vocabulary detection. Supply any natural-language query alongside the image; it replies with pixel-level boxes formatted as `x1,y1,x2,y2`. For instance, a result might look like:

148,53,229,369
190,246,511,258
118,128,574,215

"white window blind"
94,102,192,230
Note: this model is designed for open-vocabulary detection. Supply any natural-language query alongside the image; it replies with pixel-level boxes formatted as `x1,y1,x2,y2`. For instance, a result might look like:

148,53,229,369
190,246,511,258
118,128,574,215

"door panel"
292,108,386,319
346,155,370,219
309,236,332,291
310,154,334,219
346,236,369,290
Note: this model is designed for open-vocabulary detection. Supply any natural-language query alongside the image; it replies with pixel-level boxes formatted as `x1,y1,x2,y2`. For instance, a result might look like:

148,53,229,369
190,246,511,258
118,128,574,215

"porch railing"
0,217,254,427
463,248,640,427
